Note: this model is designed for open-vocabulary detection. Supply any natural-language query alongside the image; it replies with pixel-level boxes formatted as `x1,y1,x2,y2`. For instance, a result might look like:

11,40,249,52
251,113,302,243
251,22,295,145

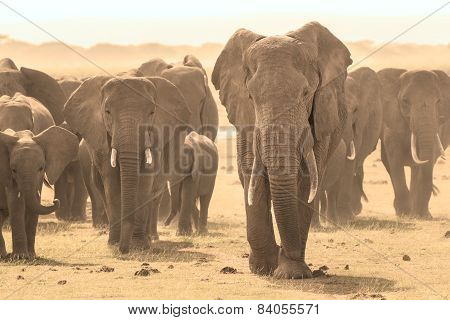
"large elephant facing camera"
378,69,450,219
212,22,352,278
64,76,191,253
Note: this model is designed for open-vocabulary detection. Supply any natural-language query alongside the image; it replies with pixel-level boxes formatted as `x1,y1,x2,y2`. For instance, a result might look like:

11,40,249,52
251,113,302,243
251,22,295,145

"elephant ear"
20,67,66,124
211,29,265,129
286,22,352,141
377,68,407,130
432,70,450,120
64,76,112,156
33,126,79,184
0,58,18,70
146,76,192,147
0,129,19,184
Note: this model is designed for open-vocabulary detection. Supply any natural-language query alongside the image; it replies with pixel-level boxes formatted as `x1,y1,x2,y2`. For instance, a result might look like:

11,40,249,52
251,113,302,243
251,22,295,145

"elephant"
212,22,352,278
137,55,219,233
319,67,382,224
0,58,88,222
378,68,450,219
52,77,90,222
0,94,79,258
164,131,218,235
64,75,191,254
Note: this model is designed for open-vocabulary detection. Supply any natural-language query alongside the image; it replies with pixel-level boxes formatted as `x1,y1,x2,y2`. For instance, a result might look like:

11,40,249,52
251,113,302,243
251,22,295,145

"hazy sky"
0,0,448,46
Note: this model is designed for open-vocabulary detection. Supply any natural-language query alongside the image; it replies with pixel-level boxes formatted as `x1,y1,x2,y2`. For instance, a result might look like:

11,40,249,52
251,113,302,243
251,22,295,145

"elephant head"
139,55,219,141
0,126,79,214
64,75,191,253
212,22,351,262
0,58,66,124
57,77,82,100
378,68,450,164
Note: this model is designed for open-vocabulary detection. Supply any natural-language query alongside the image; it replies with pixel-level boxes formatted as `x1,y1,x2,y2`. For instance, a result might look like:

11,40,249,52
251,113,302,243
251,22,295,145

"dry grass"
1,137,449,300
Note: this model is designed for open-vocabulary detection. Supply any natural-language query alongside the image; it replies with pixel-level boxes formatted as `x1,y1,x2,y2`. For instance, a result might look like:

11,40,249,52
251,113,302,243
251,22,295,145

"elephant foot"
107,236,119,246
249,246,279,276
273,249,312,279
352,201,363,216
70,215,86,222
409,210,433,220
0,248,7,258
10,251,31,260
130,236,151,251
197,227,208,235
176,225,193,236
394,197,411,217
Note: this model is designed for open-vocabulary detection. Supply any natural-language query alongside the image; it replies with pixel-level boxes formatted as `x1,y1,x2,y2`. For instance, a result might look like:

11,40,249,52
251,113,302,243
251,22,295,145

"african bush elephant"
212,22,352,278
378,69,450,219
320,67,382,224
138,55,219,234
52,77,90,222
64,76,191,253
164,131,218,235
0,94,79,257
0,58,86,222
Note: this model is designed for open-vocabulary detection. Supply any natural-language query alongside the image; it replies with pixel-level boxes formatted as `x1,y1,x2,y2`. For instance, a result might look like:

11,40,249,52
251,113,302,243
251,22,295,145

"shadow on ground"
269,274,400,296
0,255,99,267
311,216,415,232
116,240,215,263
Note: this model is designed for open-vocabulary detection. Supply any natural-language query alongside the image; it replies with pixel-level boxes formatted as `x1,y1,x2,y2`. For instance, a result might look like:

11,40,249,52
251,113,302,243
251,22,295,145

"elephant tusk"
247,158,257,206
305,149,318,203
436,133,446,160
110,148,117,167
145,148,153,165
347,140,356,160
17,192,21,199
411,133,428,165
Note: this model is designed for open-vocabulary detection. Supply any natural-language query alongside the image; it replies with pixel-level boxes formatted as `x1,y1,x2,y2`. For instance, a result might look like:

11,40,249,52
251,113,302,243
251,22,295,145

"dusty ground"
1,133,449,300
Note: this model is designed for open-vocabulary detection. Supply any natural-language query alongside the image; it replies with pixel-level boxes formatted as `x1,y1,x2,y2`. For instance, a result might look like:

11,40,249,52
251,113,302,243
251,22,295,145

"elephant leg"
177,178,194,236
310,195,321,228
70,163,88,221
410,165,433,219
90,164,108,227
0,213,6,257
100,167,121,245
198,194,211,234
25,212,39,257
319,191,328,219
382,140,410,216
245,172,278,275
146,174,165,241
351,165,365,215
5,186,28,257
334,161,355,225
325,183,339,225
54,176,69,220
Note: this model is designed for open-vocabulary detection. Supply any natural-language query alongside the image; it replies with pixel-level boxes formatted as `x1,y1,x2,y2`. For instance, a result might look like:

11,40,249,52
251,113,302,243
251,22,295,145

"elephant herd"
0,22,449,279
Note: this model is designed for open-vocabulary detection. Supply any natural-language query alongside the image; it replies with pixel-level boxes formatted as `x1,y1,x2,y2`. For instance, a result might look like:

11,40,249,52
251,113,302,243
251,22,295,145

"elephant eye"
105,109,111,115
12,168,16,174
303,88,310,99
39,166,44,172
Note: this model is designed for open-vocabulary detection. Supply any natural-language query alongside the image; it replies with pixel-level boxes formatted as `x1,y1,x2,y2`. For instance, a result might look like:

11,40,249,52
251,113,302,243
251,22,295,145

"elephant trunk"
20,176,59,215
115,116,141,253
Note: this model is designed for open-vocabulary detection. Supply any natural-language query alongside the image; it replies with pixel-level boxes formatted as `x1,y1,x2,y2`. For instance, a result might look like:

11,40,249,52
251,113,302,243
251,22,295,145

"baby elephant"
0,127,79,258
165,131,218,235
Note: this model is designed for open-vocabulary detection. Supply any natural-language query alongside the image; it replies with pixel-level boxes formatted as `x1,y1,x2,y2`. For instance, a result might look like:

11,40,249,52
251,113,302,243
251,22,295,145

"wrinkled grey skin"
138,55,219,235
319,67,383,225
0,95,78,257
212,22,352,279
164,131,218,235
64,76,191,254
379,69,450,219
54,78,89,221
